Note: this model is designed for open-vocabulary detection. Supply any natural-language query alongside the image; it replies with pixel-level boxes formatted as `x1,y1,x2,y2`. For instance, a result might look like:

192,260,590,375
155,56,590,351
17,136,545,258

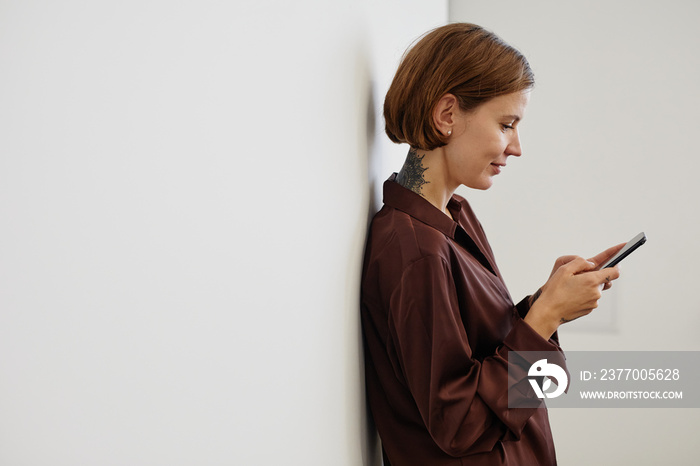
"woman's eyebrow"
501,114,521,122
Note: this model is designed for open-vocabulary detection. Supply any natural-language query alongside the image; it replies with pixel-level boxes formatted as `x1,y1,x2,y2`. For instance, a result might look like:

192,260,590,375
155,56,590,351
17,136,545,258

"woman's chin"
465,178,494,190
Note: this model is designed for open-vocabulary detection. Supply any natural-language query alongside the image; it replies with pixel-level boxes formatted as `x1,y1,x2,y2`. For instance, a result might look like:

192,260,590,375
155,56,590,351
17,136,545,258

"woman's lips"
491,163,504,174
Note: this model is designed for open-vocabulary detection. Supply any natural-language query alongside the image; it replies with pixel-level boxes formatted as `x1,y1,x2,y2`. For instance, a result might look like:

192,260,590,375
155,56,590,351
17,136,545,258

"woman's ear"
433,93,458,137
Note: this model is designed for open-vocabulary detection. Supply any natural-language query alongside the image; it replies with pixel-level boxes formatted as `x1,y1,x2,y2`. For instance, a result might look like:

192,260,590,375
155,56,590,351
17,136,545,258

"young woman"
360,23,623,465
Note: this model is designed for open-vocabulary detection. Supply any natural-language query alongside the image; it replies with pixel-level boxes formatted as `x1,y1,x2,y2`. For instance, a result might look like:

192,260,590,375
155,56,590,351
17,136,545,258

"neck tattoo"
397,148,430,196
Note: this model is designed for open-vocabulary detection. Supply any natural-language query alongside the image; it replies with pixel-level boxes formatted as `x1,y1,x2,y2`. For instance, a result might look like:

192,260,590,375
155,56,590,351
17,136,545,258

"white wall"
450,1,699,465
0,1,446,464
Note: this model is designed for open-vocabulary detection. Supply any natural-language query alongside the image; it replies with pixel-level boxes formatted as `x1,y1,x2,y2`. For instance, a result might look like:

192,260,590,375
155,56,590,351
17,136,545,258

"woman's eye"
501,124,514,131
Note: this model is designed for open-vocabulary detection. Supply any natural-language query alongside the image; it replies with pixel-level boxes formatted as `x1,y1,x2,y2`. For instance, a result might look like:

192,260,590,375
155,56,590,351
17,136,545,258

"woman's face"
444,90,530,190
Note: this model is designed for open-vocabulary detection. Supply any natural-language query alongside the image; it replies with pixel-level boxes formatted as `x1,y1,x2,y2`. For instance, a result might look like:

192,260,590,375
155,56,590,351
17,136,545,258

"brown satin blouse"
361,175,566,466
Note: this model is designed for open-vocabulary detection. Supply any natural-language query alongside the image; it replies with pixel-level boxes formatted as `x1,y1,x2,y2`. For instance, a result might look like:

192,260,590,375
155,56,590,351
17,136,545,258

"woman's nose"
507,132,523,157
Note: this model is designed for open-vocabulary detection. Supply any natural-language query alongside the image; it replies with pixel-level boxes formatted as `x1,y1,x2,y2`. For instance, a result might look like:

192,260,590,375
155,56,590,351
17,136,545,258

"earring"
447,130,452,136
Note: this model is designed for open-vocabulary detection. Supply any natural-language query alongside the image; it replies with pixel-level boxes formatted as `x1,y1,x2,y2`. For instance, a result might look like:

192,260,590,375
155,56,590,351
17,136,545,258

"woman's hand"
524,243,625,340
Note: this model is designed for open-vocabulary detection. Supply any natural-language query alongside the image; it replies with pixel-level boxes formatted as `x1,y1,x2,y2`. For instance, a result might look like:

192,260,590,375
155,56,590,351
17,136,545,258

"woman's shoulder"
367,205,454,269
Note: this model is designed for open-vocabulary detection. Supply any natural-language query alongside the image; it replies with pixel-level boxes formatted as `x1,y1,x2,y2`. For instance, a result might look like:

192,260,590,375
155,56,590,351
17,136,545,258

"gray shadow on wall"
365,83,379,223
358,81,383,466
345,42,383,466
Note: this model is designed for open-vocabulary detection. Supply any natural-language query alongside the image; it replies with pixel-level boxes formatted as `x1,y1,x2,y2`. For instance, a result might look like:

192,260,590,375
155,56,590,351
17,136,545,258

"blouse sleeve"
387,255,566,457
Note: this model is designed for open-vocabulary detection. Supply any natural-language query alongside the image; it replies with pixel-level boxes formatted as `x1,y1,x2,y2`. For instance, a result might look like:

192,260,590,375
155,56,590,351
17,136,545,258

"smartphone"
598,232,647,269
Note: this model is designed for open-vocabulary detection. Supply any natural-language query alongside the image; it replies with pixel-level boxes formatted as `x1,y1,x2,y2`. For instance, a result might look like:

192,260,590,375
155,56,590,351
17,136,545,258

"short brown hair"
384,23,534,151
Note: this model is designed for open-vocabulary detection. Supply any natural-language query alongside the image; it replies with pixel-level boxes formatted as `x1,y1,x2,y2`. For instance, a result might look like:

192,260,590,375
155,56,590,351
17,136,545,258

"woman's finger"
591,265,621,285
588,243,626,268
563,256,597,274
